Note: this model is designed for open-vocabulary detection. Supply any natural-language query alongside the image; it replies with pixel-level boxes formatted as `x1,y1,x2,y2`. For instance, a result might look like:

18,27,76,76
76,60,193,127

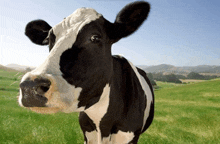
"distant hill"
5,64,35,72
3,63,220,74
137,64,220,74
0,64,20,72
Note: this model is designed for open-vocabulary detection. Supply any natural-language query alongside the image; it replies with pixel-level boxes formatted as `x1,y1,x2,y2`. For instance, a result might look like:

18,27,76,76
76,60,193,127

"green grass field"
0,69,220,144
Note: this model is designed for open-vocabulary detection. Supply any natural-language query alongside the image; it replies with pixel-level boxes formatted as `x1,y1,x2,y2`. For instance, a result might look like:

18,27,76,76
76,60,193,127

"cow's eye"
91,35,101,43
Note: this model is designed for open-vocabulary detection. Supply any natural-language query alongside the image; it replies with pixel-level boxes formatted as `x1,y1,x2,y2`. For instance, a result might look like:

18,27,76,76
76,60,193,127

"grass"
0,69,23,92
0,69,220,144
154,81,186,90
180,79,206,83
139,80,220,144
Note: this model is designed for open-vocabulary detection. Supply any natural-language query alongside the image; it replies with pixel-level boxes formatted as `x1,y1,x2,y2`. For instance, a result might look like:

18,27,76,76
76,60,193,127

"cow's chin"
28,107,61,114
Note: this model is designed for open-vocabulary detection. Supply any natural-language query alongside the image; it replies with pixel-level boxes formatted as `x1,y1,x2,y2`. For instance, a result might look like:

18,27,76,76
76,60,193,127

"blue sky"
0,0,220,67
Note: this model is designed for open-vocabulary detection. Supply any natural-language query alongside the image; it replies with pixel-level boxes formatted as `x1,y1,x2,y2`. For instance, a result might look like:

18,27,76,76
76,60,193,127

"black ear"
25,20,52,45
109,1,150,43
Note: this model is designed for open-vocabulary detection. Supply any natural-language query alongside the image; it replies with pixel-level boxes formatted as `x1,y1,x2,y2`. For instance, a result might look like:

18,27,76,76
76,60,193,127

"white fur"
85,130,134,144
18,89,24,107
19,8,102,113
110,130,134,144
84,84,110,144
85,130,98,144
127,60,153,132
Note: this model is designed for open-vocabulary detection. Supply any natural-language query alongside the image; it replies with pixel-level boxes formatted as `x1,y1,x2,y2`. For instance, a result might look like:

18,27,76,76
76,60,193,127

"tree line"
146,72,220,85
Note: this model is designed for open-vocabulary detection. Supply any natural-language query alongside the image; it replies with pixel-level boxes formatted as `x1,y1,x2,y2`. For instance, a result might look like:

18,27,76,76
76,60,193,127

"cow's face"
18,2,150,113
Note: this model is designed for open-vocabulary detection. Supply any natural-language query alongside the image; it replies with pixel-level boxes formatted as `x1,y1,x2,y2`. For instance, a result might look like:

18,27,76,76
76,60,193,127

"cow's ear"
109,1,150,43
25,20,52,45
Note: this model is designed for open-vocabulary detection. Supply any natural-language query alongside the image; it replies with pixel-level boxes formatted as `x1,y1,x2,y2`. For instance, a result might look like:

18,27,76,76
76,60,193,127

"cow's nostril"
40,85,50,93
35,85,50,95
34,78,51,95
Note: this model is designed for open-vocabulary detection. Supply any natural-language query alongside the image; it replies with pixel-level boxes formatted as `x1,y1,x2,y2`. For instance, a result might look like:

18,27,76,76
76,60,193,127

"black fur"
25,20,51,45
108,1,150,42
79,112,97,143
48,30,56,51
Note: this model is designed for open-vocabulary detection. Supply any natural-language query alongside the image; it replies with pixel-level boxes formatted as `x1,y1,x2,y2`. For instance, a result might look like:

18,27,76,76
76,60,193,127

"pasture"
0,69,219,144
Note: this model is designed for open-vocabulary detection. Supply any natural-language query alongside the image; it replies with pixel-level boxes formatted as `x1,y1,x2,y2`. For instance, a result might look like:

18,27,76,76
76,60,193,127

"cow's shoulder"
112,55,139,83
112,55,136,73
113,55,153,91
113,55,145,79
112,55,129,66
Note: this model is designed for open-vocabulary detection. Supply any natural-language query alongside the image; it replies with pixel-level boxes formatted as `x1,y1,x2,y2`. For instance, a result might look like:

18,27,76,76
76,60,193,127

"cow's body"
79,56,154,143
18,1,154,143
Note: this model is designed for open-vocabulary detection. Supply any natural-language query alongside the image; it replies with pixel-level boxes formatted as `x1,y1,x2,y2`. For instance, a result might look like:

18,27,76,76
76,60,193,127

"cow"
18,1,154,144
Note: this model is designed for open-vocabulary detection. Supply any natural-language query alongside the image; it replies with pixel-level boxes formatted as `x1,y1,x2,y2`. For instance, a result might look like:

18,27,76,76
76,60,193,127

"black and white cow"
18,1,154,143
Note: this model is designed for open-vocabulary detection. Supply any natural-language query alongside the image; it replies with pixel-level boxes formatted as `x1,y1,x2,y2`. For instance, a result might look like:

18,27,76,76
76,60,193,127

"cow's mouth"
22,94,48,107
21,92,48,107
29,107,60,114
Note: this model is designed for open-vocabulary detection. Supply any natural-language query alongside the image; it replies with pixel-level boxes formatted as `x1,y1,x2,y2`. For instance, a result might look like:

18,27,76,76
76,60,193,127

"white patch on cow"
85,130,111,144
85,130,134,144
111,130,134,144
85,130,98,144
102,136,111,144
84,84,110,144
127,59,153,132
62,84,85,113
18,89,24,107
19,8,102,113
20,72,31,83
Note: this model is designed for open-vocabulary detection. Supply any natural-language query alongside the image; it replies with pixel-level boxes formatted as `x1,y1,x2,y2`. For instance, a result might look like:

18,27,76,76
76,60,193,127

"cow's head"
18,1,150,113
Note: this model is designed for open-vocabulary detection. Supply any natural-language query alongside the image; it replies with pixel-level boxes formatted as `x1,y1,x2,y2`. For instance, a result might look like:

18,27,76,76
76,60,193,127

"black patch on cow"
107,1,150,43
128,134,140,144
98,56,148,142
59,17,113,109
48,30,56,51
25,20,51,45
79,112,97,143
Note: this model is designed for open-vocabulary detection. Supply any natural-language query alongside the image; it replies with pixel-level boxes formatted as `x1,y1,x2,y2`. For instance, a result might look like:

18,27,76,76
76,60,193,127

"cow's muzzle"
19,77,51,107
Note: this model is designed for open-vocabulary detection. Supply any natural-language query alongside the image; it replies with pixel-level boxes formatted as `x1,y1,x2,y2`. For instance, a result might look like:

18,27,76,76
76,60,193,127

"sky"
0,0,220,67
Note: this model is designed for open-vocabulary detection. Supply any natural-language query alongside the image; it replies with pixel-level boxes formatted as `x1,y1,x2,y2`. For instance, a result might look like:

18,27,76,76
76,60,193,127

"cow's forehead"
52,8,102,44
